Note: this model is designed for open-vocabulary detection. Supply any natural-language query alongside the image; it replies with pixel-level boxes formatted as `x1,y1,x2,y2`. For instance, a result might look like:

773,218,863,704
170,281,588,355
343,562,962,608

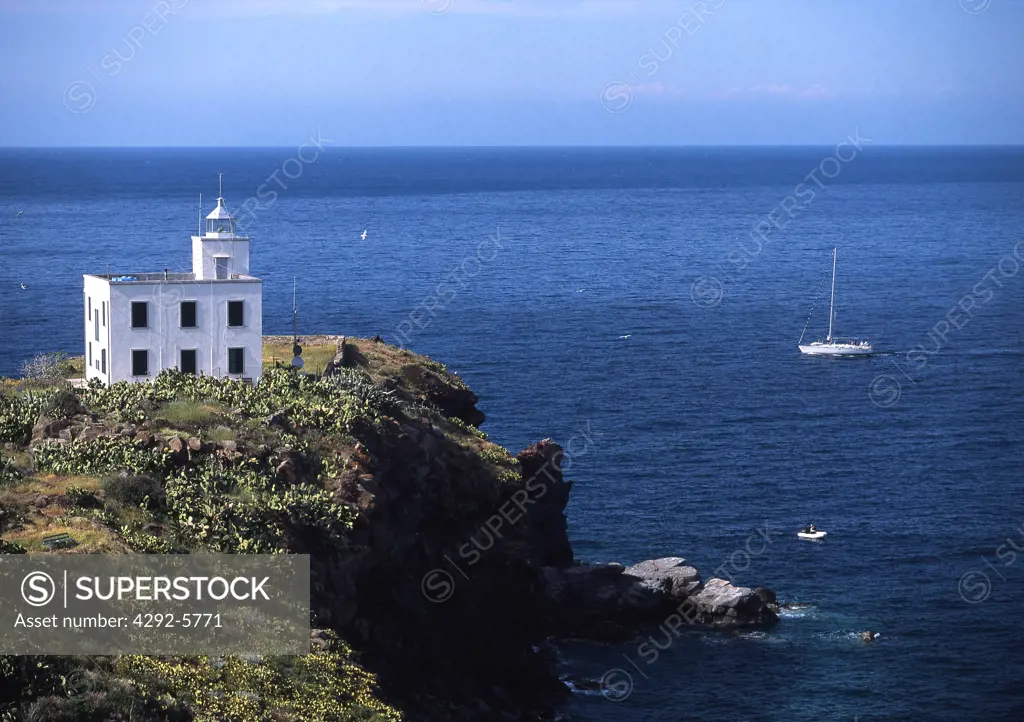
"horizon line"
2,143,1023,150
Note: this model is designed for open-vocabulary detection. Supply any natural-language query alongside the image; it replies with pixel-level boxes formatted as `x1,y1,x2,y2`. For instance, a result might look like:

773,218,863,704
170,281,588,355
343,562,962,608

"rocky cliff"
0,338,776,721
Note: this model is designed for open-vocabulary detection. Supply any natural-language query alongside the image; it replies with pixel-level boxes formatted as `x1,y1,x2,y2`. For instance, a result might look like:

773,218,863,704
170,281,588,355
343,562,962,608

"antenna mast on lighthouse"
291,277,304,369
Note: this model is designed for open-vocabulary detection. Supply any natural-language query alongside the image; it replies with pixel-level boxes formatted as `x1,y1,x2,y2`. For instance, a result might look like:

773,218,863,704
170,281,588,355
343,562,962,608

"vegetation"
0,390,44,445
0,337,498,721
0,455,21,487
20,351,74,387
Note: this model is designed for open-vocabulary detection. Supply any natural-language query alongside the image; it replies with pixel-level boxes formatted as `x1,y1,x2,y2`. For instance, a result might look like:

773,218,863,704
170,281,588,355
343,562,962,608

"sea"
1,147,1023,721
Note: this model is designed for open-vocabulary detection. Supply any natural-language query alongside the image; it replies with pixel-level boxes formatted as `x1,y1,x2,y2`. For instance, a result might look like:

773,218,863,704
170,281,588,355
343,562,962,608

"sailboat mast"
827,247,837,341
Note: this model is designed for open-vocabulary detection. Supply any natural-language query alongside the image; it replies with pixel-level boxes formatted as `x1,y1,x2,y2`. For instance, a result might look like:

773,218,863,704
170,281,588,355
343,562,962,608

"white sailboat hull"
798,342,873,356
798,248,874,356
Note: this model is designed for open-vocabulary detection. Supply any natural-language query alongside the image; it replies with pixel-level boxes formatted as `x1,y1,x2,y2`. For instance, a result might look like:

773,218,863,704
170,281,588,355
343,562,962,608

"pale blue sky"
1,0,1022,145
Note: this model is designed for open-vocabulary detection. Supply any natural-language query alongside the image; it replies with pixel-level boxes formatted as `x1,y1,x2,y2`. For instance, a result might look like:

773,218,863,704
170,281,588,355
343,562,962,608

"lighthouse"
82,178,263,385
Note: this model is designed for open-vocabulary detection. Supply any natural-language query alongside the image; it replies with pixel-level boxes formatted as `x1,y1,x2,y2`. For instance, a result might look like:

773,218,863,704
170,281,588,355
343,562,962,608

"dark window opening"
215,257,230,280
131,349,148,376
102,301,107,327
88,343,92,367
101,349,107,374
180,301,197,328
228,348,244,375
227,301,244,327
131,301,148,329
94,310,100,341
180,349,197,375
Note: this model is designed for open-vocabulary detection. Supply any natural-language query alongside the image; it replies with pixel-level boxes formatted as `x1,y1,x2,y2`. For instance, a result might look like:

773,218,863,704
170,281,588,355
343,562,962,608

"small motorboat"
797,524,827,540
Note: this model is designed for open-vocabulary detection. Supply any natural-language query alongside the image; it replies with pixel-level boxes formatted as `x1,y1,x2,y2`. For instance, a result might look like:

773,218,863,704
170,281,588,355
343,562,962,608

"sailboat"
798,248,873,356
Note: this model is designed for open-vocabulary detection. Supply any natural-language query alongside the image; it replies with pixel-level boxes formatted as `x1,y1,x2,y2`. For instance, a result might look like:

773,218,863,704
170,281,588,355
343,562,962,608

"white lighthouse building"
83,179,263,385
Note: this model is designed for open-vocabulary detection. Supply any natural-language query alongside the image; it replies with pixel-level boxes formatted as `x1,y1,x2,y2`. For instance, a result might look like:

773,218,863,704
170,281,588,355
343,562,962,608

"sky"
0,0,1022,146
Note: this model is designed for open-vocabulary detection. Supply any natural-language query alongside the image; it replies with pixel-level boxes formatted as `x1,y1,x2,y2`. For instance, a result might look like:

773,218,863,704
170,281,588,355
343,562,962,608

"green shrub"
0,455,21,487
21,351,73,386
0,494,28,534
480,446,513,464
34,437,171,477
114,651,402,721
42,388,84,420
101,474,165,511
64,485,101,509
0,538,26,554
0,391,43,445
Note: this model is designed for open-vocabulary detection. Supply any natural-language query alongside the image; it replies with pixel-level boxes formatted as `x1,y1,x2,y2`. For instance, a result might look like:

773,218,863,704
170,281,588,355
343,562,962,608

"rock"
400,363,485,427
166,436,188,465
57,428,73,442
187,437,202,452
275,449,308,484
540,558,775,638
135,430,152,445
310,629,335,652
860,631,878,643
263,412,288,430
30,415,70,446
755,586,778,607
624,557,702,599
219,439,238,454
688,578,773,627
78,423,105,441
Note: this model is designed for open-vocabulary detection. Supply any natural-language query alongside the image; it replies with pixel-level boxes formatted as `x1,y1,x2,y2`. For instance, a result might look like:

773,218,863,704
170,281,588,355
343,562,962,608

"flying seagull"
619,334,631,339
576,289,585,293
360,230,368,240
15,210,24,218
20,283,26,290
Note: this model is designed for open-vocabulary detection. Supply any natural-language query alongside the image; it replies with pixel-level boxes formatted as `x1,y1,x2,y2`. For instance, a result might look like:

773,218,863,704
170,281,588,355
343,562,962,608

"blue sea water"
1,147,1023,721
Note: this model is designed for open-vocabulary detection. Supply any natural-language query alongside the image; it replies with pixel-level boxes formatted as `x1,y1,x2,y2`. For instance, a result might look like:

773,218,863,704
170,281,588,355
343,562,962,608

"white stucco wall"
83,276,112,385
191,236,251,280
85,276,263,384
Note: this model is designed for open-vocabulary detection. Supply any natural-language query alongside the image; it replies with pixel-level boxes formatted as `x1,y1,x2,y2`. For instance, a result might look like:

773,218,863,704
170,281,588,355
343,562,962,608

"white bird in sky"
15,210,24,218
360,230,368,240
619,334,631,339
576,289,585,293
19,283,26,290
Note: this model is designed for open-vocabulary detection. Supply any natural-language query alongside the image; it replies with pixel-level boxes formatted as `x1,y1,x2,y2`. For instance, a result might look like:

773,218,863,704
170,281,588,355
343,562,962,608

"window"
227,301,244,327
102,301,106,327
227,348,244,375
131,349,148,377
131,301,148,328
101,349,107,374
94,309,100,341
87,296,91,320
180,349,197,375
180,301,197,328
88,343,92,367
215,256,230,280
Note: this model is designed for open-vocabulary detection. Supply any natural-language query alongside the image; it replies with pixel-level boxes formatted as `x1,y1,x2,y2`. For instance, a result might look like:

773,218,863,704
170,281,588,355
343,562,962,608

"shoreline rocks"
540,557,777,640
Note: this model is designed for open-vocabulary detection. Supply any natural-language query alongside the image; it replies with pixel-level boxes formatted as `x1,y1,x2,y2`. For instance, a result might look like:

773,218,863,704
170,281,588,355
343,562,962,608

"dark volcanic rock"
30,415,70,446
539,557,776,639
400,363,485,427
